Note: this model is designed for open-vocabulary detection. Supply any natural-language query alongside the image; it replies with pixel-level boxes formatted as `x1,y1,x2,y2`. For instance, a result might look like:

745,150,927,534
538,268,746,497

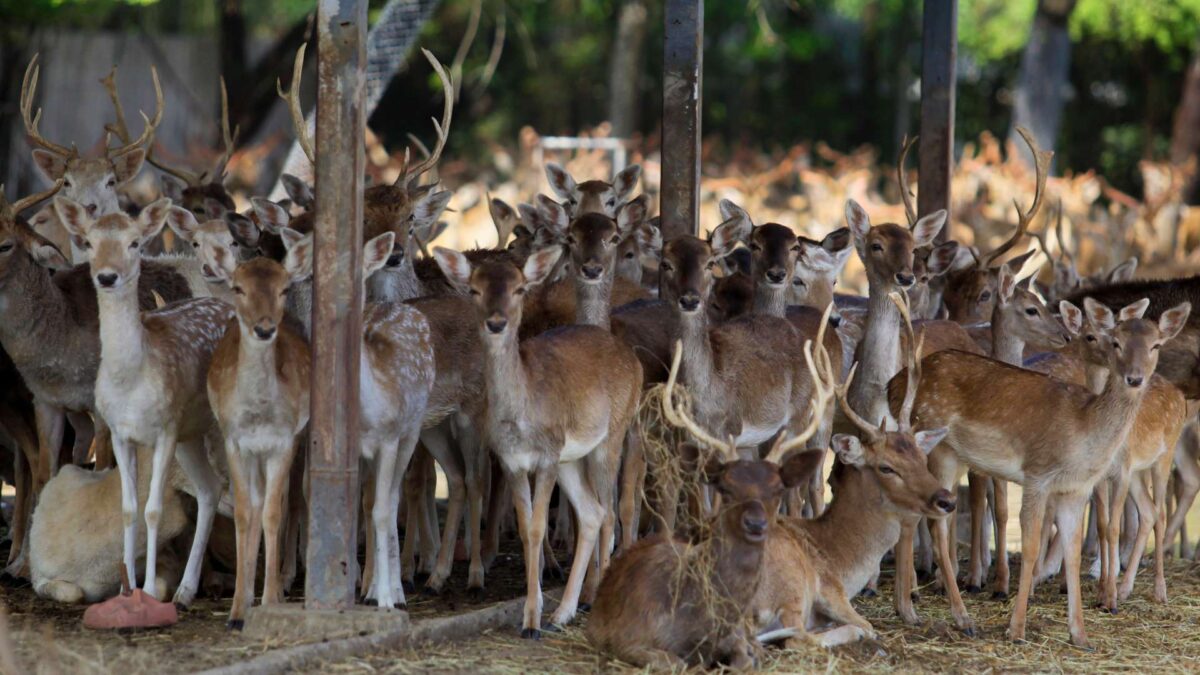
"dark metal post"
661,0,703,239
306,0,367,610
918,0,956,239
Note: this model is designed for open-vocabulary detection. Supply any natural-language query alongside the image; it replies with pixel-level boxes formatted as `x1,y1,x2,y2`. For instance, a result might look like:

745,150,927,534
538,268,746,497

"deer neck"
849,286,902,423
803,468,897,596
482,326,532,422
1083,370,1146,459
990,307,1025,366
96,280,147,375
678,306,719,398
234,328,281,398
0,255,74,359
707,529,764,601
574,274,614,329
753,281,788,318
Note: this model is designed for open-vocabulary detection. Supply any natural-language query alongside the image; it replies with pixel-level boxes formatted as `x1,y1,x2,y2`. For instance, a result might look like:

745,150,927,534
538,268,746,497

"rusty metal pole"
661,0,703,239
918,0,956,240
306,0,367,610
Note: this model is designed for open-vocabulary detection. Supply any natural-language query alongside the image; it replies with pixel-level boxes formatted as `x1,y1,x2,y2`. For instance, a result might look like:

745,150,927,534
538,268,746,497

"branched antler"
662,340,737,460
835,363,884,445
209,77,240,181
897,134,918,227
20,55,76,159
278,43,316,166
102,66,182,180
398,49,455,188
891,291,924,432
1,180,64,217
981,126,1052,268
764,303,838,463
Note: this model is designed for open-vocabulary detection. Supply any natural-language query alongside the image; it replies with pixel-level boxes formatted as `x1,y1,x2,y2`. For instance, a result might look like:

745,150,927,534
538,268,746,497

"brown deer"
434,244,643,637
54,196,231,608
888,295,1191,647
203,238,312,627
587,327,832,668
544,162,641,218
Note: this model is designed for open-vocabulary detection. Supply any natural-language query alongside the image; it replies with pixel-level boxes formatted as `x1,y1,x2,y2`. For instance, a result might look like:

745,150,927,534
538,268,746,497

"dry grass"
329,557,1200,674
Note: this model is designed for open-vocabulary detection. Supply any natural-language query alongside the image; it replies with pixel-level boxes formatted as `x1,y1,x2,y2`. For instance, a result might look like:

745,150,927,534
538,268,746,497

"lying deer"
202,238,312,628
889,293,1191,647
54,196,231,608
434,244,643,637
588,328,832,668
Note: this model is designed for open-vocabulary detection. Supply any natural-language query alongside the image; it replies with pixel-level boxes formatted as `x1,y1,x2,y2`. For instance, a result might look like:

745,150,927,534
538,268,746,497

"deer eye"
128,241,139,250
606,198,615,207
1025,307,1038,316
0,243,13,253
514,286,526,296
879,465,897,476
1152,344,1161,351
979,291,991,302
609,235,620,245
624,252,635,259
660,261,674,273
792,277,806,287
469,289,480,296
1085,334,1097,342
1113,340,1121,350
192,242,200,248
233,286,244,295
870,243,883,252
749,243,761,252
566,235,577,246
64,179,74,189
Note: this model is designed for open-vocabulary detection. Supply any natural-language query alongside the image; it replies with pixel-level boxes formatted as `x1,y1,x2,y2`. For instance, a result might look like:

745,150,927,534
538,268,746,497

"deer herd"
3,47,1200,669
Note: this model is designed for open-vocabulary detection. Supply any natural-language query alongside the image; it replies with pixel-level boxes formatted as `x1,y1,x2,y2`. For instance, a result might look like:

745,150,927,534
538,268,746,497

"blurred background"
1,0,1199,282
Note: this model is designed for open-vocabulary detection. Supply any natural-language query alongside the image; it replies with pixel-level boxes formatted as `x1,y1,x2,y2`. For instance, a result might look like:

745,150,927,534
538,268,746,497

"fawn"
434,245,643,637
545,162,642,218
203,237,312,627
54,196,231,607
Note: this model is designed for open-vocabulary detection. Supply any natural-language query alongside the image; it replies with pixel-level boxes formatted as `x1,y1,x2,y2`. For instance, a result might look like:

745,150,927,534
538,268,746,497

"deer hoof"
858,588,877,598
363,598,378,607
991,591,1008,601
227,619,245,632
577,603,591,614
402,580,416,594
964,584,982,594
520,628,541,640
466,586,485,601
421,585,442,598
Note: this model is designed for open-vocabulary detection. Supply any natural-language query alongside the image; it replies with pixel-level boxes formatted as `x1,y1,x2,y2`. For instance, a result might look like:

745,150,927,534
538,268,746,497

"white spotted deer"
53,196,231,607
888,293,1191,647
434,245,643,638
203,239,312,628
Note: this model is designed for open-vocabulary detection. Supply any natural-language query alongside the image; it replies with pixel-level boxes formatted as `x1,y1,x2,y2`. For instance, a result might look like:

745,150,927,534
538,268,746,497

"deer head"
22,55,161,218
166,205,258,271
1061,297,1191,390
658,217,747,313
434,245,563,337
54,197,171,291
845,199,945,295
615,213,662,286
542,194,647,284
0,185,72,284
201,239,311,342
992,253,1070,350
545,162,641,218
790,227,853,320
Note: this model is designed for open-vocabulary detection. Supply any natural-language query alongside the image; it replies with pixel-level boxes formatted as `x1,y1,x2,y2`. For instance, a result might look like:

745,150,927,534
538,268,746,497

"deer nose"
829,313,842,328
742,513,768,537
96,273,118,288
766,268,787,284
386,251,404,267
931,489,956,514
895,272,915,288
485,317,508,334
1125,376,1144,388
253,324,277,341
581,262,604,280
85,204,98,216
678,293,701,313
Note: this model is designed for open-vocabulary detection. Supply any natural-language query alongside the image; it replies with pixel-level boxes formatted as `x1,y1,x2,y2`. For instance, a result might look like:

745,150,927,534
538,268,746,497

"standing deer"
888,295,1190,647
433,245,643,637
54,196,231,608
203,240,312,628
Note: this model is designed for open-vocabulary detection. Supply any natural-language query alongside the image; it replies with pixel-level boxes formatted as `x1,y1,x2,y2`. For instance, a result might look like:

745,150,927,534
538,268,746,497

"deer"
53,196,232,608
587,327,832,669
202,237,312,627
887,293,1191,647
544,162,641,219
434,244,644,638
753,296,956,650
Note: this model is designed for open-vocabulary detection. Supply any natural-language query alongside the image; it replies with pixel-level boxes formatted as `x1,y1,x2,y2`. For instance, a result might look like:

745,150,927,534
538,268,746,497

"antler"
102,65,193,183
208,77,240,181
1053,197,1072,264
662,340,737,460
835,363,885,445
278,44,315,166
897,134,918,227
891,291,924,432
981,126,1052,268
20,55,76,159
107,66,164,160
764,303,838,463
399,49,454,188
1,180,64,218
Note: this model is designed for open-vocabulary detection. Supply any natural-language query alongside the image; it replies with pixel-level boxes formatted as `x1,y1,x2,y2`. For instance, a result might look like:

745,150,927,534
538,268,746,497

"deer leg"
281,448,306,596
65,411,93,466
483,457,507,569
1055,494,1091,649
32,400,65,490
618,426,644,552
894,519,921,625
421,451,440,577
1104,472,1132,612
400,451,425,588
1090,489,1110,605
361,470,376,600
456,419,487,592
1009,489,1048,644
141,431,180,597
932,513,973,634
992,478,1010,599
966,472,987,592
261,448,295,606
227,447,252,628
92,415,115,470
816,577,875,637
1164,445,1200,556
421,426,465,593
1151,459,1171,603
244,459,265,620
171,438,221,608
1118,473,1157,603
110,433,140,589
369,444,400,609
511,468,549,638
550,461,601,628
5,447,30,575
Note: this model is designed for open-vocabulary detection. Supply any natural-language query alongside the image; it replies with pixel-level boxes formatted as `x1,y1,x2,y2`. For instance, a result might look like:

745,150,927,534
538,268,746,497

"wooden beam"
306,0,367,610
918,0,956,239
661,0,703,240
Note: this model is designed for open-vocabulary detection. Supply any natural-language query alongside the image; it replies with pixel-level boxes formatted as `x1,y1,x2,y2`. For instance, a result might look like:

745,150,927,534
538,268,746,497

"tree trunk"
1009,0,1077,168
607,0,648,138
1171,40,1200,204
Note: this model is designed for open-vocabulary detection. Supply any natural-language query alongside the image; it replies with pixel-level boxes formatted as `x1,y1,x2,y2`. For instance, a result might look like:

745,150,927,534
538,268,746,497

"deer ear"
52,197,91,239
413,191,452,231
911,209,947,248
617,195,648,235
913,428,949,456
433,246,473,291
280,227,306,250
544,162,576,201
613,164,641,202
284,234,314,283
925,241,960,277
225,212,260,248
359,232,392,277
200,241,238,283
1083,297,1116,331
832,434,866,467
30,241,71,271
997,263,1016,304
252,198,290,235
820,227,852,255
710,216,749,258
1058,300,1083,335
166,206,200,242
281,174,314,210
161,175,185,202
489,197,517,245
536,194,570,233
522,246,563,287
202,198,228,221
1119,298,1150,322
1108,257,1138,283
32,150,69,182
1158,302,1191,342
636,220,663,260
112,149,145,184
779,449,825,489
949,245,977,273
844,200,871,255
1005,249,1036,275
139,199,172,241
719,198,752,227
